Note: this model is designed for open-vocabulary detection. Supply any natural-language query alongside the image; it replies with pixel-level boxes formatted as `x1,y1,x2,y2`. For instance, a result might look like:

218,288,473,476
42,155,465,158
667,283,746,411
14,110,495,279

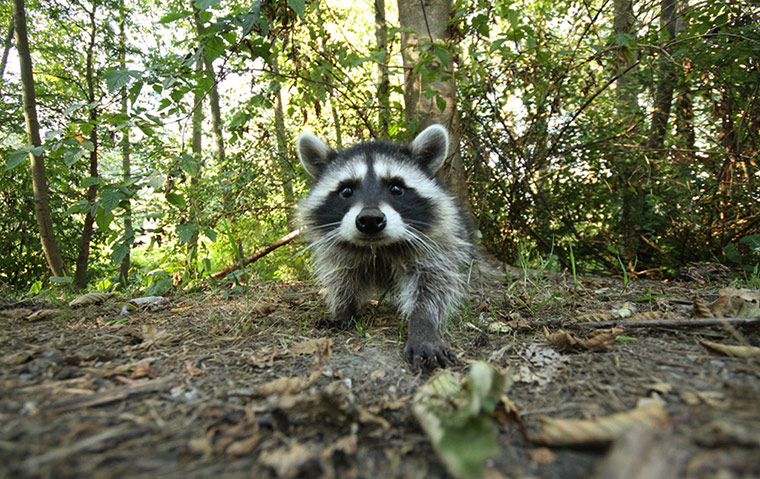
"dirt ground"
1,270,759,479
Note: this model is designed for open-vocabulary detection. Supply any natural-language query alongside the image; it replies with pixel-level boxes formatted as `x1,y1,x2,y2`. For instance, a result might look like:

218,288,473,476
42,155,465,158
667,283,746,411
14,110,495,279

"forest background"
1,0,758,296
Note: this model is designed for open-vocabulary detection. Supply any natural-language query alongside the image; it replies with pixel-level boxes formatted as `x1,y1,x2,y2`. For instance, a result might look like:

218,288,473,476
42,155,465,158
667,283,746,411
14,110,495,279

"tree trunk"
185,7,206,279
375,0,390,137
646,0,678,151
270,45,294,204
118,0,132,286
397,0,467,204
73,2,100,289
613,0,642,269
193,10,225,165
0,18,13,79
674,0,694,163
12,0,66,278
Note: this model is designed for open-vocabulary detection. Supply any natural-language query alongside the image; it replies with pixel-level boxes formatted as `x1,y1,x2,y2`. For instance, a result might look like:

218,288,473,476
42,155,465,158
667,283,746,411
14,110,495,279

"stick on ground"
210,228,302,280
566,316,760,330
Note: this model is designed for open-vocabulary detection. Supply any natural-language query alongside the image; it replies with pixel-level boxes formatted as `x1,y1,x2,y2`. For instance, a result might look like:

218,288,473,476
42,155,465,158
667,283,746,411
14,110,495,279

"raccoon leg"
399,270,460,370
323,282,359,329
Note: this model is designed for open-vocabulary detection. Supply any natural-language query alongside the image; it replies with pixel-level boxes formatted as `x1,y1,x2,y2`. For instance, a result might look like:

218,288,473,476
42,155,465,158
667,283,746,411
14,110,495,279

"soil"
1,271,759,479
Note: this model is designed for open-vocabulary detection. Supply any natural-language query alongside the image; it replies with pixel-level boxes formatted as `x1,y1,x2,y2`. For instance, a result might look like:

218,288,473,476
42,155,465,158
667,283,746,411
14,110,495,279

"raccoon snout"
355,208,387,234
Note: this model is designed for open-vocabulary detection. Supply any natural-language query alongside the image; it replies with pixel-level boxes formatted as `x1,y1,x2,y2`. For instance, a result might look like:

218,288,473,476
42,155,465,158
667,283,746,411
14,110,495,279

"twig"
210,228,302,280
44,376,174,413
22,425,149,471
566,316,760,330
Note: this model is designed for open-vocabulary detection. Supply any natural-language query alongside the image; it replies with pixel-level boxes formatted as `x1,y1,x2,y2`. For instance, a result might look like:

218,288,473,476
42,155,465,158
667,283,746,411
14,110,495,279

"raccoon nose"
355,208,387,234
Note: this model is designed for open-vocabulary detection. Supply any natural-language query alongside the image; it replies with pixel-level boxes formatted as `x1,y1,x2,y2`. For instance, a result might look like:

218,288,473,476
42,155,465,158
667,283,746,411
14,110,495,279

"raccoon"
296,124,479,370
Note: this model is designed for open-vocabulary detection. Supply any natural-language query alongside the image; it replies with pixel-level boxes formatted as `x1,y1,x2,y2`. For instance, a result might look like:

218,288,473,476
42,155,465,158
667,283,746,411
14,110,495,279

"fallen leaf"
532,402,669,446
543,326,620,352
530,447,557,464
413,361,514,479
251,302,276,316
290,337,333,356
25,309,61,321
225,434,261,456
692,295,713,318
252,375,316,398
487,320,512,334
131,358,158,379
700,340,760,358
260,443,317,479
708,288,760,317
69,292,114,308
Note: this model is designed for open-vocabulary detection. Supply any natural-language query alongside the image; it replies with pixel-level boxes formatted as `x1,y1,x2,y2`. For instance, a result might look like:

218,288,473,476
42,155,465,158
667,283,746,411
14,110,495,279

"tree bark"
646,0,679,151
12,0,66,278
397,0,467,204
270,45,294,204
613,0,642,269
375,0,390,136
118,0,132,286
0,17,13,79
73,1,100,289
193,10,225,165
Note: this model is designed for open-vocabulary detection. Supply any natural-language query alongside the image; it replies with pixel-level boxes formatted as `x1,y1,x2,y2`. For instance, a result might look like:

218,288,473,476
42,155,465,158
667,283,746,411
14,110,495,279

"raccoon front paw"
404,338,458,371
316,316,353,330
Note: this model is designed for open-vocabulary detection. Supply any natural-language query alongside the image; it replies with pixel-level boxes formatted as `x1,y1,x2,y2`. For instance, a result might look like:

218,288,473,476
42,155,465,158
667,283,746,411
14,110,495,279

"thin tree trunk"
0,18,13,79
646,0,678,151
397,0,467,204
118,0,132,286
186,50,204,277
613,0,642,269
270,46,294,204
193,9,225,164
674,0,694,163
375,0,390,136
12,0,66,278
73,1,100,289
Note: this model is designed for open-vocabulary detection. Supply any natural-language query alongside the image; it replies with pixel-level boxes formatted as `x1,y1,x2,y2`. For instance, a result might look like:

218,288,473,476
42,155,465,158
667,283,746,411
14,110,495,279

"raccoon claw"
404,340,458,371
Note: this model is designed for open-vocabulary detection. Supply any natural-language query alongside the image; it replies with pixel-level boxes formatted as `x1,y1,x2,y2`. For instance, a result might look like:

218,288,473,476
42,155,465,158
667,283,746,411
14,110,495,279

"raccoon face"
297,125,453,248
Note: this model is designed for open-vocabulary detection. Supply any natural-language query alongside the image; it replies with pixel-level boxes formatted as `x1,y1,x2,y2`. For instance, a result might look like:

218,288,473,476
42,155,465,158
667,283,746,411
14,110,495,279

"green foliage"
2,0,757,295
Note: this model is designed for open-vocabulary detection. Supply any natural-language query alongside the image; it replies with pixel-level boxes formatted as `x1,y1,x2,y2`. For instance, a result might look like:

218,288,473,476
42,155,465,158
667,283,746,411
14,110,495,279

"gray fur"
296,125,480,370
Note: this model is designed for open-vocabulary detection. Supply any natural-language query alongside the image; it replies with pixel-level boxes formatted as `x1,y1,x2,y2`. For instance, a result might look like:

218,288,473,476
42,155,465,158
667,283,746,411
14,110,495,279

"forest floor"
1,267,759,479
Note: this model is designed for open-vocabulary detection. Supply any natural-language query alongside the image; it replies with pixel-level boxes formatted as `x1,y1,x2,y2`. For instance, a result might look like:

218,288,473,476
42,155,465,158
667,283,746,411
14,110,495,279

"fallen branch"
44,376,174,413
566,316,760,330
22,425,150,471
210,227,303,280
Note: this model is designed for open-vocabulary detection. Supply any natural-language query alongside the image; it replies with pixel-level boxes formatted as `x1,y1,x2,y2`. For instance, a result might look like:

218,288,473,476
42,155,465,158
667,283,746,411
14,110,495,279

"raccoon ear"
297,133,334,177
410,124,449,175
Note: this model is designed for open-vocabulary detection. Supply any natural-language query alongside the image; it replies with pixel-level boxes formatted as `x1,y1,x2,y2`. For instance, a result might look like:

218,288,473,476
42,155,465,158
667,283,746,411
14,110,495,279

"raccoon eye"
339,186,354,198
389,184,404,196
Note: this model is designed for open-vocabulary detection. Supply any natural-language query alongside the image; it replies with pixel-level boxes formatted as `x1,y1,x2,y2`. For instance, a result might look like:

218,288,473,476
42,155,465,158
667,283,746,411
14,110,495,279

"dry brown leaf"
487,320,512,334
260,443,316,479
225,434,261,456
574,312,615,322
25,309,61,322
708,288,760,317
699,340,760,358
530,447,558,464
628,311,664,321
692,295,713,318
532,403,669,446
290,337,333,356
543,326,619,352
68,292,114,308
252,375,316,398
131,358,158,379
